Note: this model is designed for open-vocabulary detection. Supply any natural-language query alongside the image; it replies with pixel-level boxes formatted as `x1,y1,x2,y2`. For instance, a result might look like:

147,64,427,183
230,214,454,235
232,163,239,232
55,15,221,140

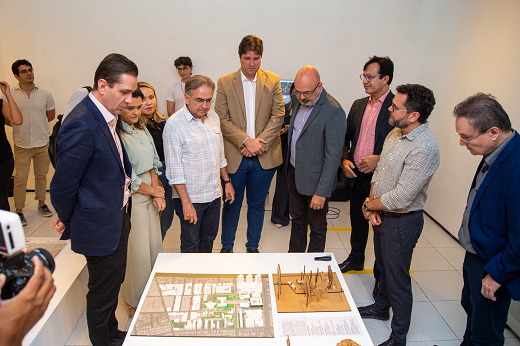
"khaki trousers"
122,171,163,307
14,143,50,210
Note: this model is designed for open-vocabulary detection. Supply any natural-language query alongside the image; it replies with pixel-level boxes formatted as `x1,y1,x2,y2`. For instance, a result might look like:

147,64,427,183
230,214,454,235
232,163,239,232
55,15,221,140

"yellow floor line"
342,269,414,274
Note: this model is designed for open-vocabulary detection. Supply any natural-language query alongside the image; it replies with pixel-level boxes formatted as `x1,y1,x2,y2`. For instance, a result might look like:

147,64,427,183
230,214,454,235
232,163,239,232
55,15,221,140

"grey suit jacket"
287,89,347,197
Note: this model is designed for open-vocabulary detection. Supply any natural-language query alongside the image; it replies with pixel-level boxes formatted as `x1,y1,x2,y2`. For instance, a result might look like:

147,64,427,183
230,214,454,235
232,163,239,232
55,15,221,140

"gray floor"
12,192,520,345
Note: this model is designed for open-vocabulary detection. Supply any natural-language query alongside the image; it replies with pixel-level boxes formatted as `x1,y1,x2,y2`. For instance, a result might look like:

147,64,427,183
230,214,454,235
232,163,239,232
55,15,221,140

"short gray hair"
185,75,215,96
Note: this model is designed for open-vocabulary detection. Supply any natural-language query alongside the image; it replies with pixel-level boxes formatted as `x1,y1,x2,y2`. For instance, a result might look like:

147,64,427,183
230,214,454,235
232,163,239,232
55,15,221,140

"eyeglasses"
457,128,490,144
187,94,212,106
19,68,34,75
389,104,408,113
177,66,191,72
359,73,381,81
293,82,320,98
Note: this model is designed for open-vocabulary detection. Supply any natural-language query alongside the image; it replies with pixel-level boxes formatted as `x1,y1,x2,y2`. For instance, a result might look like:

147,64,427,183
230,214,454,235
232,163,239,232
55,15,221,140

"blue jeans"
158,163,174,240
221,156,276,251
174,198,221,253
461,251,511,346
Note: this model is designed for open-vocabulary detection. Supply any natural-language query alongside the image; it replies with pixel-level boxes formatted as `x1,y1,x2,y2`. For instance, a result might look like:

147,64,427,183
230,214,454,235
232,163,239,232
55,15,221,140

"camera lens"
27,249,55,274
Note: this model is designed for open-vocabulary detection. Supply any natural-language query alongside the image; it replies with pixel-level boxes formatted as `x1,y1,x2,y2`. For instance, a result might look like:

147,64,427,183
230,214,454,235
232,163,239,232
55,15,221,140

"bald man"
287,66,346,252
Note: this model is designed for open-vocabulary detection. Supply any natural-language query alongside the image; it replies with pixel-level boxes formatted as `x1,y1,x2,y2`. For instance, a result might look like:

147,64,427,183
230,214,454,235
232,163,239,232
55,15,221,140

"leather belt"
380,209,422,218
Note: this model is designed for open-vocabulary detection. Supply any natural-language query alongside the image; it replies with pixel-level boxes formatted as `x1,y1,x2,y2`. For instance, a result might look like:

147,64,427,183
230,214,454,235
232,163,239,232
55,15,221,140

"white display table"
23,242,88,346
125,253,373,346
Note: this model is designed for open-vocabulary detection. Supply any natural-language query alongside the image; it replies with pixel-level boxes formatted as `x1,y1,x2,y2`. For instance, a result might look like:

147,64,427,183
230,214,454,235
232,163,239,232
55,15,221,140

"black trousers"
461,251,511,346
0,157,14,211
271,132,290,226
85,210,131,346
374,210,423,345
348,171,380,281
287,165,329,252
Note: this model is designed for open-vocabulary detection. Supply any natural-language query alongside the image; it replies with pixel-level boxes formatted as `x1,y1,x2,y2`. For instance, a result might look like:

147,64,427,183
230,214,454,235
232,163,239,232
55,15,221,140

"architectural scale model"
131,273,274,337
25,237,69,258
272,264,351,313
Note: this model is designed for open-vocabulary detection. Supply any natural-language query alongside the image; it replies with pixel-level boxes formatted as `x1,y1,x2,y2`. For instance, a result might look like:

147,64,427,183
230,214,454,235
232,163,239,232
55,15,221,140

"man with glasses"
166,56,193,116
4,59,55,226
215,35,284,253
338,56,394,297
358,84,439,346
164,75,235,253
287,66,346,252
454,94,519,346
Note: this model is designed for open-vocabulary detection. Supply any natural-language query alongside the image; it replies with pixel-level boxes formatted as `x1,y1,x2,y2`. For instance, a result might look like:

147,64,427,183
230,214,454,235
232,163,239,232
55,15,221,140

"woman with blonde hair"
118,88,164,315
138,81,173,240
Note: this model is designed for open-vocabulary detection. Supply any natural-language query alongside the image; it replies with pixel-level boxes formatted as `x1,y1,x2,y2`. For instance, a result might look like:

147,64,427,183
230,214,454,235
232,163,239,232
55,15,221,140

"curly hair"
396,84,436,123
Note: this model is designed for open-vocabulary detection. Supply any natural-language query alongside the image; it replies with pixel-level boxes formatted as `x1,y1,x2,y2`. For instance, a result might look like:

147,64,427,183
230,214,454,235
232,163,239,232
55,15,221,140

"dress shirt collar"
399,122,430,141
240,69,257,84
14,82,38,92
89,92,116,124
484,130,515,166
181,105,207,123
369,88,391,105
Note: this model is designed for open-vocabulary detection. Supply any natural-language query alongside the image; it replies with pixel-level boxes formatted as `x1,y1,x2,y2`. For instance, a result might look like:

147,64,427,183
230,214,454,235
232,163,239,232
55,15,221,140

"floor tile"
343,274,373,306
388,301,458,341
363,318,391,344
436,246,465,271
411,247,454,271
432,300,467,339
412,271,464,301
421,227,461,248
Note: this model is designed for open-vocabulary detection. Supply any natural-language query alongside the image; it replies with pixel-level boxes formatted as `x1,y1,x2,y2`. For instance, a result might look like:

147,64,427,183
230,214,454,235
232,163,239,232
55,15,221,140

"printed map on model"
131,273,274,337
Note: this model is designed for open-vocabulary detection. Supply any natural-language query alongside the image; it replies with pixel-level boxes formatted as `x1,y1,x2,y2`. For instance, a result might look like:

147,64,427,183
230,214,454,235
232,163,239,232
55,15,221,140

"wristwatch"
363,201,371,212
223,179,232,185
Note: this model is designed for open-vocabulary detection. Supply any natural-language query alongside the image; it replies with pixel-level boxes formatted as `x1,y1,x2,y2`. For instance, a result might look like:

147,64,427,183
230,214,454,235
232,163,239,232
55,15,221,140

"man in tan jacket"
215,35,284,253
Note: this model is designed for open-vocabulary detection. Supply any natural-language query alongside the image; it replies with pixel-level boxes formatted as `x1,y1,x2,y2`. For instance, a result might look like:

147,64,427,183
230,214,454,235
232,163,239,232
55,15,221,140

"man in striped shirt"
357,84,440,346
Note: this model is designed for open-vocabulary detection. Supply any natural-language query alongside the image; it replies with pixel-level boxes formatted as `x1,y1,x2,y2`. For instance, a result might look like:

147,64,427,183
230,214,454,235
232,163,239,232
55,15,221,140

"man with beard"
287,66,346,252
358,84,440,346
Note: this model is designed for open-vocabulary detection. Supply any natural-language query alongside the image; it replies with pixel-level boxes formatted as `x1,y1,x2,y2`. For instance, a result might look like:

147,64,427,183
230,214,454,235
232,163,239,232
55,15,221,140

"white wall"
1,0,519,237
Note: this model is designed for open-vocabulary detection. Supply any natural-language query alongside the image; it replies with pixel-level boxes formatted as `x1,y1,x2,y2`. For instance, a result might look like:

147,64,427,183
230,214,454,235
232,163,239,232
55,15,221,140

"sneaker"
18,212,27,226
38,204,53,217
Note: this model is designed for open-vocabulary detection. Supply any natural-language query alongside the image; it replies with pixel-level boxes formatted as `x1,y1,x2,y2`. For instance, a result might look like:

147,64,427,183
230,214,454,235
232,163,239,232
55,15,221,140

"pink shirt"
353,89,391,169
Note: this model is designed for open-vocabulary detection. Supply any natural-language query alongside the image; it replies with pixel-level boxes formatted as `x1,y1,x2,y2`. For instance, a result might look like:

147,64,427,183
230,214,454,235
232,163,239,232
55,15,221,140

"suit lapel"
232,70,247,122
86,98,125,174
352,97,369,149
375,91,394,140
470,132,520,216
299,90,326,137
254,70,265,120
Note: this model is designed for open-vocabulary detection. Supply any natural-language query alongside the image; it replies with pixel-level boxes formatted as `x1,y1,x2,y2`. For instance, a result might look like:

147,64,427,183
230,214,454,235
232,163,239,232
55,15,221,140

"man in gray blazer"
287,66,347,252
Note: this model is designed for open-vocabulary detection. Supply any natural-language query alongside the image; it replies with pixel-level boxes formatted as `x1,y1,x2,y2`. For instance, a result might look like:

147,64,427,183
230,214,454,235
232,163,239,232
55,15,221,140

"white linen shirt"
6,83,55,148
241,70,257,139
163,106,227,203
166,81,186,114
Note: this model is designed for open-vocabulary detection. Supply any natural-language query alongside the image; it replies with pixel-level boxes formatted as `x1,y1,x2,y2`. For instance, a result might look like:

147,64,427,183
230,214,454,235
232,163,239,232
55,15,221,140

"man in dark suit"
287,66,346,252
338,56,395,290
50,54,137,346
454,93,520,346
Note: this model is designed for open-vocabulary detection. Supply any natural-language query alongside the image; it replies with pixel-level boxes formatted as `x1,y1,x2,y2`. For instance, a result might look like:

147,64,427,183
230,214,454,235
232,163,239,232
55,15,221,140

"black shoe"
358,303,390,320
17,212,27,226
246,248,260,253
110,330,127,346
373,280,381,299
220,248,233,253
339,259,364,273
378,337,399,346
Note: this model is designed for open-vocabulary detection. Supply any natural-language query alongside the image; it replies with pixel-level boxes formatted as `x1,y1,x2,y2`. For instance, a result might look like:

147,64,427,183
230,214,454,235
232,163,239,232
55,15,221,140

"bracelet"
223,179,232,185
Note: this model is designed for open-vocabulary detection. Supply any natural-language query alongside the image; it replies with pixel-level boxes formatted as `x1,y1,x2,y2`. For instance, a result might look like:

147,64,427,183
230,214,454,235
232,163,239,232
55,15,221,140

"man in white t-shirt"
166,56,193,116
6,59,55,226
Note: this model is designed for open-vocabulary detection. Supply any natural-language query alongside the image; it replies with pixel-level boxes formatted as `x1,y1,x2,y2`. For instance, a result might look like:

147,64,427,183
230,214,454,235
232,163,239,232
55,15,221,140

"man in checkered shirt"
163,75,235,253
356,84,440,346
